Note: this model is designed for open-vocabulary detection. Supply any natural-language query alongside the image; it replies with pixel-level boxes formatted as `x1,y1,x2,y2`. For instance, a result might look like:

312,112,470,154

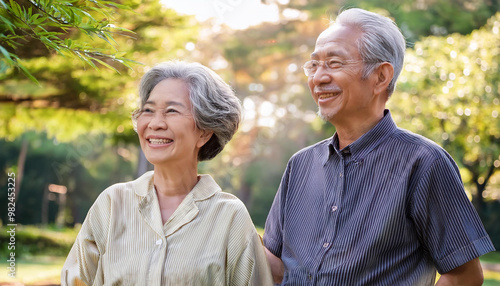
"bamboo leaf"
17,61,39,84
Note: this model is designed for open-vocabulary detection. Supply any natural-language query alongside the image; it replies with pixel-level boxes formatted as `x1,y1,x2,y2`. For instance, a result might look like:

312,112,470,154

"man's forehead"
317,24,361,43
311,24,361,58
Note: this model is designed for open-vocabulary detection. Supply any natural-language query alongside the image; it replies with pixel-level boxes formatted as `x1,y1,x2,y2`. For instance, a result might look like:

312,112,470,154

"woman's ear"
373,62,394,96
197,130,214,148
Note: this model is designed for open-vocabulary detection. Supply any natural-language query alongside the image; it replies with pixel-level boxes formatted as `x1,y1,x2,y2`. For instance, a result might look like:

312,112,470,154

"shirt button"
323,242,330,248
339,173,343,178
156,239,162,246
331,205,338,212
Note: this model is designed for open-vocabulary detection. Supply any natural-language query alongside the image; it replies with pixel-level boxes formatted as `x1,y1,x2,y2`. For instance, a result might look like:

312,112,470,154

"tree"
389,13,500,213
0,0,200,225
0,0,136,82
0,0,199,142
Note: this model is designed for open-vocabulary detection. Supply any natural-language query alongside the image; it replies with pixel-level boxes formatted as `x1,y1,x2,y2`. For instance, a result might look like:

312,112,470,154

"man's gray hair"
334,8,406,96
133,60,242,161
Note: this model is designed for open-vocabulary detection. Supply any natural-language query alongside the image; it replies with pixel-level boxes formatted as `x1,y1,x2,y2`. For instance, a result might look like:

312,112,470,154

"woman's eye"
166,108,178,114
143,108,153,113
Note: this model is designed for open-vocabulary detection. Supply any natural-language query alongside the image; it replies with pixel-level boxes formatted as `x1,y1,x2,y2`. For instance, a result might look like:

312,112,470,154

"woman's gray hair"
333,8,406,96
133,60,242,161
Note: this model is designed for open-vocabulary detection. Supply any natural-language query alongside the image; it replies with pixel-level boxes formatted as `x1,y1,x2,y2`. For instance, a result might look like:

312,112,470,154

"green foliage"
0,0,199,143
303,0,499,44
0,132,137,225
389,13,500,206
0,0,137,82
0,225,78,258
481,251,500,264
480,201,500,251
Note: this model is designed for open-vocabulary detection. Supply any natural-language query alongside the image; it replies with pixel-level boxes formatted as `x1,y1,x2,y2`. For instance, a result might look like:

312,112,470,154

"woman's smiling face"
136,78,210,167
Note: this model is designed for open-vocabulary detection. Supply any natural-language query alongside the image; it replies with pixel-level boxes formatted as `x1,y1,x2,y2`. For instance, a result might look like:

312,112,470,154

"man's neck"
333,111,385,149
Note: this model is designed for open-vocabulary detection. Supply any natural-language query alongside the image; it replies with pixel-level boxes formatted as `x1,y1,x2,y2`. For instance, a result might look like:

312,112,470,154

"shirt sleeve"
226,204,273,285
61,191,111,285
61,220,99,286
263,160,292,257
410,154,495,274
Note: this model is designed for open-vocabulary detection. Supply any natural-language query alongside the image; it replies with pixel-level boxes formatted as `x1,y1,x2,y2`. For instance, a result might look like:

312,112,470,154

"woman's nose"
148,112,167,130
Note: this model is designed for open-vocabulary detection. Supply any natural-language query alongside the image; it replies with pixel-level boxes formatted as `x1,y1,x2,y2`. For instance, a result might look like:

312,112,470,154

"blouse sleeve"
61,190,111,285
226,203,273,285
61,219,100,286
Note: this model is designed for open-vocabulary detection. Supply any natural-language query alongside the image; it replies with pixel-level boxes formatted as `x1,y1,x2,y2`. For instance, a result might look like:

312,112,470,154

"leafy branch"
0,0,138,83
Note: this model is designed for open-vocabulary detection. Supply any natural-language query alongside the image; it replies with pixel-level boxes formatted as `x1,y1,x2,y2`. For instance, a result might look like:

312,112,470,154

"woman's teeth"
148,138,172,144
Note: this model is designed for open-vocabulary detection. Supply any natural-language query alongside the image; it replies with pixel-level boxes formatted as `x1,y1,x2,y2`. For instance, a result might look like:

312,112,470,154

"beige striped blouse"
61,171,273,285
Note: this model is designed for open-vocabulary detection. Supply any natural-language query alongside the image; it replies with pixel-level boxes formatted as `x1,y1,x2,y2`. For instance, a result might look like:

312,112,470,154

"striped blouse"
61,171,273,285
264,109,494,285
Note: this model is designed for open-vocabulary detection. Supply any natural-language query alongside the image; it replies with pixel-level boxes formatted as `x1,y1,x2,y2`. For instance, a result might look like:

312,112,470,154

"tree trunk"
474,181,485,215
239,180,253,208
41,185,49,226
15,139,28,199
136,149,153,177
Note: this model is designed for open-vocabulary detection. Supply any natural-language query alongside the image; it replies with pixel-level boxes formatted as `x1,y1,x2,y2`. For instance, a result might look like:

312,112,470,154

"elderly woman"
62,61,272,285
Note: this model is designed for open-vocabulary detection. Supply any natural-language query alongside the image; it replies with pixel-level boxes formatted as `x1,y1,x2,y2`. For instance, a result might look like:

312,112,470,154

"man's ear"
373,62,394,96
197,130,214,148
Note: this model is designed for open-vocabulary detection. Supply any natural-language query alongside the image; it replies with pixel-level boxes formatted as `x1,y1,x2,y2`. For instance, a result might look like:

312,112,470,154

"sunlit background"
1,0,499,284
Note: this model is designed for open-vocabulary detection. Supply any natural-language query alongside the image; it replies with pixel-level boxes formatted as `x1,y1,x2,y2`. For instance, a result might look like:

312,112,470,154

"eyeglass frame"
302,58,383,77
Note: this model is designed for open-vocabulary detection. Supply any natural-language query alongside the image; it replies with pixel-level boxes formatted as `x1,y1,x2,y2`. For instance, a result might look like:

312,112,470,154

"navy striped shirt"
264,110,495,285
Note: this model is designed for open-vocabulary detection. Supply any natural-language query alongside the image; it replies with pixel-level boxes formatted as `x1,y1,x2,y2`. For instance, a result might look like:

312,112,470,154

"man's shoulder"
390,127,452,160
290,137,331,161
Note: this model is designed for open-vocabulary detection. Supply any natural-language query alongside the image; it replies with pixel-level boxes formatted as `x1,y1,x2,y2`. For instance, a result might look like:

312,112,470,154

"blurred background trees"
0,0,498,250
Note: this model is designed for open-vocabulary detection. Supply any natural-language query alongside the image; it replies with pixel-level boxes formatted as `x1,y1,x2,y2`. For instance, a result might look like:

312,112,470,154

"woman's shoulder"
93,171,154,207
211,191,247,210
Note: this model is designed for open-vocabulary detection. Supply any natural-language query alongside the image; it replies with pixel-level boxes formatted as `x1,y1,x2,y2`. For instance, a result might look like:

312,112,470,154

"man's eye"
327,59,343,67
310,61,319,68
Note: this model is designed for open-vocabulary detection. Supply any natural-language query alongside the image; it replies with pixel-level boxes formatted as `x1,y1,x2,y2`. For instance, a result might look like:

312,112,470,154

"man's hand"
436,258,483,286
264,247,284,284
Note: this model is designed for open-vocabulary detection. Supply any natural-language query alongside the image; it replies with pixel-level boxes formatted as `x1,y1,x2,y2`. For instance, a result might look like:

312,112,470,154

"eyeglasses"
302,59,364,77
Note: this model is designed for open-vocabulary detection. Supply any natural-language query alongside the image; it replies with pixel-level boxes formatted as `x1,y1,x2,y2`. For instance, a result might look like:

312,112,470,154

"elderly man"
264,8,495,285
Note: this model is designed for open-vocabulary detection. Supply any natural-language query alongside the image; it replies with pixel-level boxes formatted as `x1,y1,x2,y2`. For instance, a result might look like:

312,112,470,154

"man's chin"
317,109,333,122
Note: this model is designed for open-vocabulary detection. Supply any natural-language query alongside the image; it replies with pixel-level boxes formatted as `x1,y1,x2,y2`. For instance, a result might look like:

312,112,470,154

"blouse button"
156,239,162,246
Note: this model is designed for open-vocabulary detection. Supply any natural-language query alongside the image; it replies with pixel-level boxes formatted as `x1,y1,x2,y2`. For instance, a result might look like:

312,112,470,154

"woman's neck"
153,164,199,224
153,164,199,197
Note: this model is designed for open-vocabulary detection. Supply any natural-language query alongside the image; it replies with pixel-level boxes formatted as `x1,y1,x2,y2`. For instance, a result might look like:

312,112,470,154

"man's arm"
265,247,284,284
435,258,483,286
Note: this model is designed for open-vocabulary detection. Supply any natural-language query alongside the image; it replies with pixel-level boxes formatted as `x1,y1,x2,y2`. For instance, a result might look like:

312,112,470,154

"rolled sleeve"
410,156,495,273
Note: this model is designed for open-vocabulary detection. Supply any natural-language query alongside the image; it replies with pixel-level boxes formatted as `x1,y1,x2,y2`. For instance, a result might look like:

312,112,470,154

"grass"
0,225,79,258
0,225,77,285
481,251,500,264
0,255,65,285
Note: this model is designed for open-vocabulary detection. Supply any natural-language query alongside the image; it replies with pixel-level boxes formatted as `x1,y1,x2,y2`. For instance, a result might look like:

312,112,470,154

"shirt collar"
132,171,221,201
326,109,397,164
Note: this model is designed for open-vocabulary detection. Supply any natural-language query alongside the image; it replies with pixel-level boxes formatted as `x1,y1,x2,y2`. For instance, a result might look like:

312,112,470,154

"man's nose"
311,65,332,85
